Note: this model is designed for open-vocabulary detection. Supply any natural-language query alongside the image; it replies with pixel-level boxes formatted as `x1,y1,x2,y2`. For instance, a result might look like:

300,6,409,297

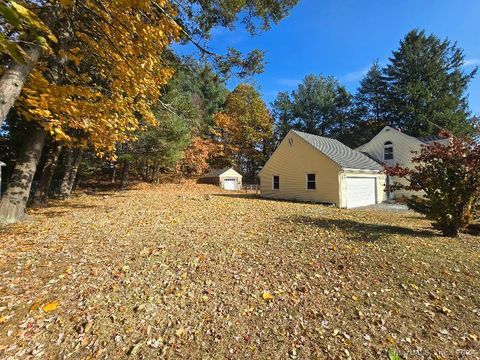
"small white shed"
198,167,243,190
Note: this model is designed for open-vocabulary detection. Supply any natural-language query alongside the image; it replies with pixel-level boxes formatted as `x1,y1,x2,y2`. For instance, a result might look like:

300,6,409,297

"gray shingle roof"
200,167,241,178
417,135,446,143
293,130,383,171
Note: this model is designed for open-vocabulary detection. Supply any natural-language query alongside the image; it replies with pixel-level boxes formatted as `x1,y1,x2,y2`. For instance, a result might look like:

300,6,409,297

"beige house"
198,167,242,190
356,126,448,198
260,130,386,208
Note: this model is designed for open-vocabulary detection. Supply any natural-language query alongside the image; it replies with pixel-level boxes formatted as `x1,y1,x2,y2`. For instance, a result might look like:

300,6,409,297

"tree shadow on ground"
212,193,261,200
213,194,334,206
282,215,437,242
41,203,99,209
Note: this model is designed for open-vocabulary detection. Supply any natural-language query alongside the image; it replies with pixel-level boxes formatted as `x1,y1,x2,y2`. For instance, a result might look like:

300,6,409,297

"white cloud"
463,58,480,67
276,78,301,87
340,67,370,83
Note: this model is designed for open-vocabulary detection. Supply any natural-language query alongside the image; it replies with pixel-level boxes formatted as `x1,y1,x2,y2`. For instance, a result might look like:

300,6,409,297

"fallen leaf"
262,291,274,301
176,327,186,337
42,300,60,313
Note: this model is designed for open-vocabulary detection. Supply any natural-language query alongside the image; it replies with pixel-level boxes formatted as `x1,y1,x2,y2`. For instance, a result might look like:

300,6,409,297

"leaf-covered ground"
0,183,479,359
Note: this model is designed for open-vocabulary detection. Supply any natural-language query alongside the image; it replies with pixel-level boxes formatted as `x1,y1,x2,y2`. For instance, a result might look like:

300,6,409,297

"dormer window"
384,141,393,160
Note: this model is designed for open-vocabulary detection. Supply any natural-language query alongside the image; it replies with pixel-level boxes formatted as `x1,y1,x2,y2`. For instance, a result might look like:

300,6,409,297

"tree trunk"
66,149,83,195
0,45,41,128
0,125,46,223
120,159,129,191
58,148,73,198
59,148,83,198
32,141,62,206
111,164,117,184
151,164,157,183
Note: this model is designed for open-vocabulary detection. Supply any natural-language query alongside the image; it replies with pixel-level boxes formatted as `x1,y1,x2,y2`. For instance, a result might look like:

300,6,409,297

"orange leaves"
180,136,218,176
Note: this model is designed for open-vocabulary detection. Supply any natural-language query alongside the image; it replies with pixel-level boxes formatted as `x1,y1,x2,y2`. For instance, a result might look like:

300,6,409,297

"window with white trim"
273,175,280,190
384,141,393,160
306,173,316,190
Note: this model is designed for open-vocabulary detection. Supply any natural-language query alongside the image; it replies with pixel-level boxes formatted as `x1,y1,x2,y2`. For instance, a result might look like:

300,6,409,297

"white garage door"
346,177,376,208
223,178,237,190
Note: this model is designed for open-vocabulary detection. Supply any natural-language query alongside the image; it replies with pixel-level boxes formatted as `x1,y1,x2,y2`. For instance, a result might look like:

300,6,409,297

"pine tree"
291,75,351,136
347,61,390,147
354,61,390,124
384,29,477,137
272,92,294,143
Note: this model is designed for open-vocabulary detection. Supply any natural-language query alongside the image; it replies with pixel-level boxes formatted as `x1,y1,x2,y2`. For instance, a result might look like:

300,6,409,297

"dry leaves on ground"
0,183,479,359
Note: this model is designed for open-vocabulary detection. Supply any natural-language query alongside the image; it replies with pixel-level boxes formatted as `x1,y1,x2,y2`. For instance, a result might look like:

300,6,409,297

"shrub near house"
386,130,480,237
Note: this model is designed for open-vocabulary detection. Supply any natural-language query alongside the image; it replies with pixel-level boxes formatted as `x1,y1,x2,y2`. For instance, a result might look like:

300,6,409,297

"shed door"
346,177,376,208
223,178,237,190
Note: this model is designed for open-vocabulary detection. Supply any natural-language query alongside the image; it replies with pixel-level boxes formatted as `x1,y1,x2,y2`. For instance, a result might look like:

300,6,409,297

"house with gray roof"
259,130,386,208
356,126,448,199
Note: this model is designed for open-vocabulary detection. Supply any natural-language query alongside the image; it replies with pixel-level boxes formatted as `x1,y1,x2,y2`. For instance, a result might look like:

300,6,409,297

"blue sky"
177,0,480,114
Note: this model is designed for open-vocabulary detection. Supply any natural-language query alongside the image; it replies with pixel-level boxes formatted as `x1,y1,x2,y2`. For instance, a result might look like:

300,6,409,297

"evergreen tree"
384,29,477,137
347,61,390,147
354,61,390,124
272,92,294,143
291,75,352,137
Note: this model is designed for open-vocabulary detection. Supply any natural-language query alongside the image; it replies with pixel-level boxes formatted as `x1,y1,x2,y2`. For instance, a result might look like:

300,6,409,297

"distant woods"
272,29,478,148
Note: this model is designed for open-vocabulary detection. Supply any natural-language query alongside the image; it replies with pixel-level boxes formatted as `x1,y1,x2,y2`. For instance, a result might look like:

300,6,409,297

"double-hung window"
273,175,280,190
306,173,316,190
384,141,394,160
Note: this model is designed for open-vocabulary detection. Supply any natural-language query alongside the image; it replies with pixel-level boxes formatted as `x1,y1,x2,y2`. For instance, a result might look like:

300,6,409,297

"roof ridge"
292,130,382,171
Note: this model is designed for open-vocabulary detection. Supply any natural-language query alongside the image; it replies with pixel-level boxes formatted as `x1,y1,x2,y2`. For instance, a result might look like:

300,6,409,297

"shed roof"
200,167,242,178
293,130,383,171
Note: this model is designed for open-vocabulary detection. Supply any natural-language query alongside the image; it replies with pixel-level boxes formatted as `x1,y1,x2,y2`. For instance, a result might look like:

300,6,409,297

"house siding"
358,127,422,198
260,131,342,205
219,174,242,190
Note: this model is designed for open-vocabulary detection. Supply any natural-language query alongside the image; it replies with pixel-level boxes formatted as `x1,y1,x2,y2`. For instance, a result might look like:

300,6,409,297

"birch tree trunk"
0,46,41,128
0,125,46,223
32,141,63,206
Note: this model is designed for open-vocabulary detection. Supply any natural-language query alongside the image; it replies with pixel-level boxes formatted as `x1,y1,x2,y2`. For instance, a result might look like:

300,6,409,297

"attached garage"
260,130,386,208
346,177,377,208
198,167,242,191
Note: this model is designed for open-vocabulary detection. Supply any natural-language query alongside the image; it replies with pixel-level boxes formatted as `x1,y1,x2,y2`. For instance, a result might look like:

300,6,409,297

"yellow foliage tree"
213,84,273,181
0,0,181,223
16,0,181,154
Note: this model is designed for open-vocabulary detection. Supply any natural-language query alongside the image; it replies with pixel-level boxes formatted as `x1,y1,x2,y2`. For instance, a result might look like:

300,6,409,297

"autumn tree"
0,1,182,222
0,0,298,223
386,130,480,237
214,84,273,182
